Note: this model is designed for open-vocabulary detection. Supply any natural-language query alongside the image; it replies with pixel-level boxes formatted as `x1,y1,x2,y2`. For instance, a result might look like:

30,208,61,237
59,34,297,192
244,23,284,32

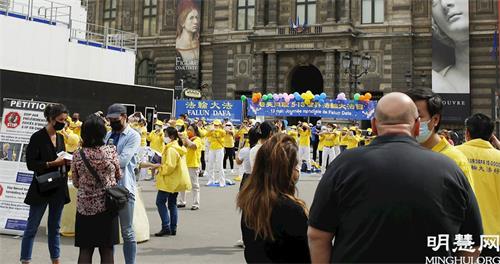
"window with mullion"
362,0,384,24
296,0,316,25
143,0,157,36
237,0,255,30
103,0,116,29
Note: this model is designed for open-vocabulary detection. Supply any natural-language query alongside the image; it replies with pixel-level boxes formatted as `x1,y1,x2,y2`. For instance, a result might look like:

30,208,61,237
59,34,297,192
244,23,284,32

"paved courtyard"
0,173,321,263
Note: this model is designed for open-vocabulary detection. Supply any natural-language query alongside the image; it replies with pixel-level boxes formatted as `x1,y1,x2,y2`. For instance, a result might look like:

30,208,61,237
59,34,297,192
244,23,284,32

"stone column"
268,0,278,26
256,0,265,27
266,52,277,93
326,0,335,22
253,53,264,90
339,0,351,23
324,51,336,97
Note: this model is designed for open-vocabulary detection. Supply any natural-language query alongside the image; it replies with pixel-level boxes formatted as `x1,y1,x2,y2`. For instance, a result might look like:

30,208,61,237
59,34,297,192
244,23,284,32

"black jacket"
24,128,70,205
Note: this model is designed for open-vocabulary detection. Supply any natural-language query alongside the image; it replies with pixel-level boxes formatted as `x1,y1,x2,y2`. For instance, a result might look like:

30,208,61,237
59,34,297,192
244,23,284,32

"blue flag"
491,30,498,60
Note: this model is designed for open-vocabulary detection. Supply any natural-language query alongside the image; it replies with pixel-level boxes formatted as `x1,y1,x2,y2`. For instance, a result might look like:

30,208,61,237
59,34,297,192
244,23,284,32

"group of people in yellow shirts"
287,121,375,173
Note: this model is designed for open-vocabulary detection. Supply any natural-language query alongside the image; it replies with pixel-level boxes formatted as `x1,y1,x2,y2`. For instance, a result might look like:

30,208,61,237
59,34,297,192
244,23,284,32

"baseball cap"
213,119,222,126
106,104,127,118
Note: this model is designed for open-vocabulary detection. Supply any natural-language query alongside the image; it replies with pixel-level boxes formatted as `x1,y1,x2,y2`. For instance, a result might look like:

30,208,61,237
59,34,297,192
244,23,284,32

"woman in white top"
431,0,469,94
236,127,260,190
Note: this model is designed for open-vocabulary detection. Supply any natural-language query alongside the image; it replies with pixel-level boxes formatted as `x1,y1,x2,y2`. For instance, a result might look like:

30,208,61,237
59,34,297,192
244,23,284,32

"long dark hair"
188,124,200,137
166,127,183,147
237,133,307,240
81,115,106,148
44,104,68,122
248,127,260,148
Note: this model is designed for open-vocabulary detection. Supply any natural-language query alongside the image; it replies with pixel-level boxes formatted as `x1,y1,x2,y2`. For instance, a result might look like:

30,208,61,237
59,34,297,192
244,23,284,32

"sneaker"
191,205,199,210
205,181,214,186
177,203,186,208
219,181,226,187
154,229,171,237
170,229,177,236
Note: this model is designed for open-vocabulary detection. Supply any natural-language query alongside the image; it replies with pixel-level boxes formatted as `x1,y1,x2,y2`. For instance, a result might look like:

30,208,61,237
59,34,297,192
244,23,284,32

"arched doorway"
288,65,324,124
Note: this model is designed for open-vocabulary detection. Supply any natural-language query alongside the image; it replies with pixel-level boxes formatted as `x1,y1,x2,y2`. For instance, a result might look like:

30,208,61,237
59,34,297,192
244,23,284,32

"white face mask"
416,120,433,143
164,137,171,144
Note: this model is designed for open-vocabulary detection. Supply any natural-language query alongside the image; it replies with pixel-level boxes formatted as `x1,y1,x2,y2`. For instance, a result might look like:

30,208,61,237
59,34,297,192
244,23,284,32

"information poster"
0,98,50,235
431,0,470,122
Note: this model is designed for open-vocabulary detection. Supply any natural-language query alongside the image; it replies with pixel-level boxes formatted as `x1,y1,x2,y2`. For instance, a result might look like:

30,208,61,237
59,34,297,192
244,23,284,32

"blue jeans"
156,191,178,231
118,199,136,264
20,199,65,262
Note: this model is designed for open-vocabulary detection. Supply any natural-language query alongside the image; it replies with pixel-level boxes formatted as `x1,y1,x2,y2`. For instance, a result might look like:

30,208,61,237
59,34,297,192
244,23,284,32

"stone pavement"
0,173,321,263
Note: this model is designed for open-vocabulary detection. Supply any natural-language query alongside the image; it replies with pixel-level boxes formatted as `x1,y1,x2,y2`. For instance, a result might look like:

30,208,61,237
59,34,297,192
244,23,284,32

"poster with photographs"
0,98,52,235
174,0,202,99
432,0,470,122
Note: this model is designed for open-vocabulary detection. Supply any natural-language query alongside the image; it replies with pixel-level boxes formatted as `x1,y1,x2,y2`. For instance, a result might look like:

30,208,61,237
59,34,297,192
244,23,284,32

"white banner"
0,98,51,235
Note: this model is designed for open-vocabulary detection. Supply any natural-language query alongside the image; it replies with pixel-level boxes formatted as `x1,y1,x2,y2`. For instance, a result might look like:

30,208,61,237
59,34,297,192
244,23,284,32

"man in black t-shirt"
308,92,483,263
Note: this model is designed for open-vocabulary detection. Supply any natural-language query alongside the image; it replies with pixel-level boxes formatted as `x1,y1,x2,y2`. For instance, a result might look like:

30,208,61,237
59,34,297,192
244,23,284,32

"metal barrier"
0,0,137,53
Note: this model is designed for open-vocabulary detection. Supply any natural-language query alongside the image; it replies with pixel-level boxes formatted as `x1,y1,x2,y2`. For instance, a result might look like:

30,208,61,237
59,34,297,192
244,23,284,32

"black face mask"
110,120,124,131
53,121,65,131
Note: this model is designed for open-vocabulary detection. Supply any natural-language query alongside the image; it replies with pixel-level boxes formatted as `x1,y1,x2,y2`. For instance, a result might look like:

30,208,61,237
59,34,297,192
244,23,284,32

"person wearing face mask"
177,124,202,210
152,127,191,236
21,104,71,264
346,127,361,150
308,92,483,263
339,127,349,152
69,113,82,137
147,120,165,154
320,124,336,174
364,128,375,146
103,104,141,264
406,88,474,187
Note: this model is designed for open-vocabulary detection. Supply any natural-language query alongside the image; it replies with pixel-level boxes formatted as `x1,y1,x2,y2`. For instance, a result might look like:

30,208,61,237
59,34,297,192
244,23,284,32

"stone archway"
289,64,324,96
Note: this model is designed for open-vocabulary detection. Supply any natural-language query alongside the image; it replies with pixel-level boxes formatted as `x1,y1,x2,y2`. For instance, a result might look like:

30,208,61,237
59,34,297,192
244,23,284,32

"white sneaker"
206,181,214,186
235,239,245,248
219,181,226,187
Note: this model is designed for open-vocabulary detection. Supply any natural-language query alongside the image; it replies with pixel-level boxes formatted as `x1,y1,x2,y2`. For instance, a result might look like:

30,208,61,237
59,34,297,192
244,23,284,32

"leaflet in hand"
57,151,73,161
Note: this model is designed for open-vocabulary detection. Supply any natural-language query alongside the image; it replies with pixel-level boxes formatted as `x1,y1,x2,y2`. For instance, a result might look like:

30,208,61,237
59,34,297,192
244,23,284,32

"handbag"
79,149,130,213
36,170,63,193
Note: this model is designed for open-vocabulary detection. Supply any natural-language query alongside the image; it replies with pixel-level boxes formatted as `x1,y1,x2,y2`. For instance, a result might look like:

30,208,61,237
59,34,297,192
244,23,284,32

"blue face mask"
416,120,432,143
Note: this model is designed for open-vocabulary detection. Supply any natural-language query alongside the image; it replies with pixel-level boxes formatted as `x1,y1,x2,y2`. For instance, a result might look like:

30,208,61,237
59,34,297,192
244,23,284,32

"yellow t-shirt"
207,129,225,150
198,128,207,151
318,134,326,151
236,127,249,141
365,136,375,145
346,135,360,149
62,129,80,153
298,129,311,147
69,120,82,137
148,130,165,153
186,137,202,168
432,137,474,188
223,129,235,148
288,130,299,144
456,139,500,236
332,130,341,146
138,126,148,147
323,133,335,147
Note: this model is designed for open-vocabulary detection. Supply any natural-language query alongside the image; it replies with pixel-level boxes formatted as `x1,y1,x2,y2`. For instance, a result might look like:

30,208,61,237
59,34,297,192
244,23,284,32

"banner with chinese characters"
247,99,377,120
431,0,470,122
174,0,202,99
0,98,52,235
175,100,243,124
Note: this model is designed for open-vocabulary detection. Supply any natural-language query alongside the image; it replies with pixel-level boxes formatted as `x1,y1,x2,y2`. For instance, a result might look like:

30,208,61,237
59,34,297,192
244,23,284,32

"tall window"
362,0,384,24
103,0,116,29
296,0,316,25
237,0,255,30
136,59,157,86
143,0,157,36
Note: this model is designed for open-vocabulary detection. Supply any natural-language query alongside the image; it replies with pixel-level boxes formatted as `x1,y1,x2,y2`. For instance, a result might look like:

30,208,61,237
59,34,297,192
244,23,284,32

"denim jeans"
20,199,65,262
118,199,136,264
156,191,178,231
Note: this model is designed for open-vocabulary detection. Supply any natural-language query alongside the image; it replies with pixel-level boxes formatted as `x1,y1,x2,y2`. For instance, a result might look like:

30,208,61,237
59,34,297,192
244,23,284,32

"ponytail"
165,127,183,147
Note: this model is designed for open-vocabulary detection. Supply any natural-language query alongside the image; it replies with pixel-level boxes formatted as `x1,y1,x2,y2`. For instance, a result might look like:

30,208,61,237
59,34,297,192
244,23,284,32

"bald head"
372,92,419,136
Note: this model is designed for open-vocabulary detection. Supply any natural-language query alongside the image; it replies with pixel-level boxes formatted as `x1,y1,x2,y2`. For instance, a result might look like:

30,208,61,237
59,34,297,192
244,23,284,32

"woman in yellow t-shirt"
178,124,202,210
223,122,236,174
206,120,226,187
147,121,165,153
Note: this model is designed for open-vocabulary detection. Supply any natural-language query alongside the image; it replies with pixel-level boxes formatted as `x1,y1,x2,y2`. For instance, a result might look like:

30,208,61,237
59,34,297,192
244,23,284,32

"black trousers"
200,151,206,171
318,151,323,166
312,141,319,161
223,147,235,169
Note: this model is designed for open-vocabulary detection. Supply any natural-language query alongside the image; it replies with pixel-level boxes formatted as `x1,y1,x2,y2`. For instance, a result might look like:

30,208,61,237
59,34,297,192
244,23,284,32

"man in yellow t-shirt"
456,114,500,253
406,88,474,187
223,122,236,174
320,124,336,173
147,120,165,153
206,120,226,187
298,123,312,172
339,127,349,152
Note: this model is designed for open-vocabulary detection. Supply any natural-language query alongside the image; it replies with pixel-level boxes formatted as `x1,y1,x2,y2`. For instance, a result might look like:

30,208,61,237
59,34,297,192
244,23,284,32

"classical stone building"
86,0,498,124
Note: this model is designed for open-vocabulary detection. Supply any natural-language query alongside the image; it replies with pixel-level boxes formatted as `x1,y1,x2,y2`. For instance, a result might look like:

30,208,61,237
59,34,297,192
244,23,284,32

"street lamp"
342,50,372,96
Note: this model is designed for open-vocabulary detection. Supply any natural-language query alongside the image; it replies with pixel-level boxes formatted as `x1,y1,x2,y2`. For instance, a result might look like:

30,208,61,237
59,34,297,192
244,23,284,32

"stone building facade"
86,0,498,123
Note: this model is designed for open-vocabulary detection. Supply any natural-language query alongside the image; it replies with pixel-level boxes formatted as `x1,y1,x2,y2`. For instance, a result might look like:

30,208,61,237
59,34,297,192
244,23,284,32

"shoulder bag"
79,149,130,213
